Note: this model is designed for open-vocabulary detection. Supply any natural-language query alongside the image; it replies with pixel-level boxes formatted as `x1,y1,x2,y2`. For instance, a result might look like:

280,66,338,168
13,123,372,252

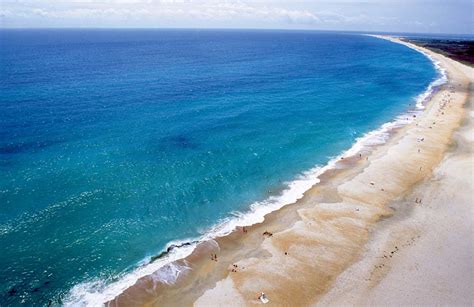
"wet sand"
108,36,473,306
317,38,474,306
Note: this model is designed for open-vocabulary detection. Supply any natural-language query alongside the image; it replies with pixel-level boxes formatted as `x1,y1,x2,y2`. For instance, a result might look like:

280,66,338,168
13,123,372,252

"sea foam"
64,36,447,307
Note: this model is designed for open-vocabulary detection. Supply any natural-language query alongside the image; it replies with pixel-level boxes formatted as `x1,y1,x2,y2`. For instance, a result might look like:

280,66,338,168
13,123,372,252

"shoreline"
72,35,472,306
317,42,474,305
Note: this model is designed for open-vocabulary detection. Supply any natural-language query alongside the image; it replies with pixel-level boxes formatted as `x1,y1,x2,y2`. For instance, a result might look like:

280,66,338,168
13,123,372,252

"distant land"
403,37,474,67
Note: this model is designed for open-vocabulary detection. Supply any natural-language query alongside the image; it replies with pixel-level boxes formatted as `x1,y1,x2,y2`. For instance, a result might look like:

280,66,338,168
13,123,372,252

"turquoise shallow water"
0,30,437,305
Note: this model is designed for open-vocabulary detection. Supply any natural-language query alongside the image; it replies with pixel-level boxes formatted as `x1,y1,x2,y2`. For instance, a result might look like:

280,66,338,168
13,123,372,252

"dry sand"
317,38,474,306
109,36,473,307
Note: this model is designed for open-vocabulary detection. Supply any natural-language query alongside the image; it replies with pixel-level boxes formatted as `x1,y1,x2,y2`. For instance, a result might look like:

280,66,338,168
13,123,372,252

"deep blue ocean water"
0,29,437,305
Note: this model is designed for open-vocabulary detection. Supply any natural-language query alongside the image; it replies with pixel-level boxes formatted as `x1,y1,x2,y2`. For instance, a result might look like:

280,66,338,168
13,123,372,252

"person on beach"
258,292,269,304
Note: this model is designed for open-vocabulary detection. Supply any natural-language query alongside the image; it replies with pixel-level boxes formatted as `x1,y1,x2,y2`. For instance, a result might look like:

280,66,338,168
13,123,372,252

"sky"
0,0,472,34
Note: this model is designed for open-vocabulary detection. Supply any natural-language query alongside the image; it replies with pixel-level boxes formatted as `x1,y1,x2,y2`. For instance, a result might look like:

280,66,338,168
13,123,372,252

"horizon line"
0,27,473,37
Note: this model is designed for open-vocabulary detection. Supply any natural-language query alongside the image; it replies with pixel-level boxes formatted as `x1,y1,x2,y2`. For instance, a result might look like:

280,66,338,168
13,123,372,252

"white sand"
317,37,474,306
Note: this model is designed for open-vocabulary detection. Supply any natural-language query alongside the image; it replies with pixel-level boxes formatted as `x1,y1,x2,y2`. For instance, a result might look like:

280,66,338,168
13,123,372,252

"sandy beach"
317,36,474,306
108,36,473,306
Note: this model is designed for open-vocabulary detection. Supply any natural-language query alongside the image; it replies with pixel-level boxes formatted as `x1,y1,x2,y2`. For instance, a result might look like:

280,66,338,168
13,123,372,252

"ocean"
0,29,439,305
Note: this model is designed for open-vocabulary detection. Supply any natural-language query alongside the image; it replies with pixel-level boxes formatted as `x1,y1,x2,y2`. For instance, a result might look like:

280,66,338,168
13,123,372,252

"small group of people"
262,231,273,237
230,264,238,272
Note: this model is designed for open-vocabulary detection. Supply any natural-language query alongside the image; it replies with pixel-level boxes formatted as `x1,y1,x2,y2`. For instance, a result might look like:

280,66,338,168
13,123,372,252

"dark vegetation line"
402,38,474,67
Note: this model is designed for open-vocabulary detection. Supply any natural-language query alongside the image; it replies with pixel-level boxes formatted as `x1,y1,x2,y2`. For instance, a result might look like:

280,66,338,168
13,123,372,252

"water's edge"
64,35,447,306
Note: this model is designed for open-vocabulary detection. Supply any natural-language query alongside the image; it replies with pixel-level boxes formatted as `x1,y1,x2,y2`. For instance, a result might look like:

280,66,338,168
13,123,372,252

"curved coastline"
64,35,454,306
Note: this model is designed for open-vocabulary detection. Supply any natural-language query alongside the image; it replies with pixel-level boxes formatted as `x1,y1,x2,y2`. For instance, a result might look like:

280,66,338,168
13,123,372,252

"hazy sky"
1,0,472,34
